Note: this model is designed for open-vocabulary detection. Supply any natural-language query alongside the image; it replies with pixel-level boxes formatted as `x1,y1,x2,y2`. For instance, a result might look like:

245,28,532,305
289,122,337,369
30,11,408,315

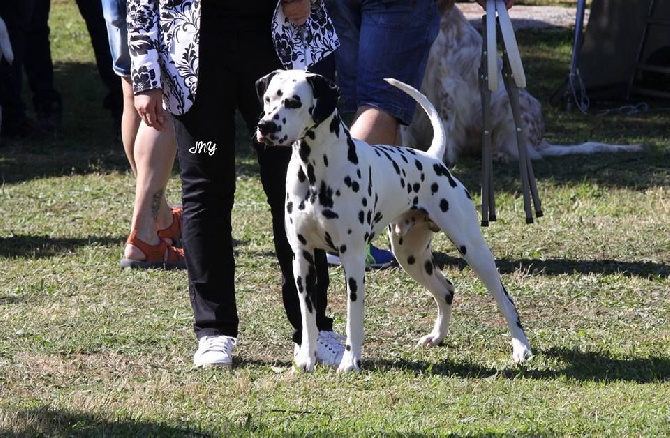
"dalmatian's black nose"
257,120,280,136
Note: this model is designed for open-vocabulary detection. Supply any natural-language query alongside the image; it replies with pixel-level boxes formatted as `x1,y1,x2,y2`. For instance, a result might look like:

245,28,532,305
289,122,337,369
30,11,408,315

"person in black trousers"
0,0,123,140
0,0,43,138
128,0,343,367
0,0,64,138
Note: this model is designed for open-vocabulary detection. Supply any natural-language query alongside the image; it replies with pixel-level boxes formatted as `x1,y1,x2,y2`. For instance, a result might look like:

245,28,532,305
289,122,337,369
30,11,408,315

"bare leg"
350,105,402,146
121,77,140,176
120,78,178,261
349,105,401,260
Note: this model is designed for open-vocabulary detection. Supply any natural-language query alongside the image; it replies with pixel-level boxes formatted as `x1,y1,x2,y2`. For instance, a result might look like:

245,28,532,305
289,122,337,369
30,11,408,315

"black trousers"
173,3,334,344
75,0,122,115
0,0,120,123
0,0,34,123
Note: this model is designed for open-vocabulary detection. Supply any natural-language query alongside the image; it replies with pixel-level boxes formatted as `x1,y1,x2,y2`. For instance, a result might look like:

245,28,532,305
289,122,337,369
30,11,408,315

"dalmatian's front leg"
292,249,319,372
337,250,367,372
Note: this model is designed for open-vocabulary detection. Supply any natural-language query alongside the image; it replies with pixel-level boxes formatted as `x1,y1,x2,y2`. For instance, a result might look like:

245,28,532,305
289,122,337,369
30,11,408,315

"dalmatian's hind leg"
389,221,454,347
430,202,532,363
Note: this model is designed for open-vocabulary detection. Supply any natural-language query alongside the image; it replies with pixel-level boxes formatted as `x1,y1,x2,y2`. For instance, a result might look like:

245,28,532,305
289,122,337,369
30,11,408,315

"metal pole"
566,0,587,111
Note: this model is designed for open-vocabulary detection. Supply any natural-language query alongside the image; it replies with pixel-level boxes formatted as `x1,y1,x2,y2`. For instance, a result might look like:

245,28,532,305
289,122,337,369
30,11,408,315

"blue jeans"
324,0,440,125
101,0,130,77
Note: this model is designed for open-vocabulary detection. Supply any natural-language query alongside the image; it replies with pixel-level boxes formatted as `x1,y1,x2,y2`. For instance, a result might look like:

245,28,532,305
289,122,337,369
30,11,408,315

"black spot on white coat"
348,277,358,301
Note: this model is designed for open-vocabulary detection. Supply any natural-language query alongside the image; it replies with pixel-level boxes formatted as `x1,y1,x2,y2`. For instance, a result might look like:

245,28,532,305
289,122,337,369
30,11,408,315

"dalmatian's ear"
306,73,340,125
256,69,283,103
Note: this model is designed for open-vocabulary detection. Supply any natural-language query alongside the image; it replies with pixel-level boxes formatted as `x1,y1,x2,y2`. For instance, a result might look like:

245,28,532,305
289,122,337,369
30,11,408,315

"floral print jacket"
127,0,338,116
128,0,200,115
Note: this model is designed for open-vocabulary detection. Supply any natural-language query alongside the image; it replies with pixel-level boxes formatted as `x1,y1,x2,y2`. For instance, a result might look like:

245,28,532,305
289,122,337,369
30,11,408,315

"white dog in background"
405,1,643,165
0,16,15,143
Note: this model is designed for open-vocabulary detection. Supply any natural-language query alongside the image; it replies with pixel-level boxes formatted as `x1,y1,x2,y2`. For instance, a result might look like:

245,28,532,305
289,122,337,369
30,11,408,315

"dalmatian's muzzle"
256,118,283,146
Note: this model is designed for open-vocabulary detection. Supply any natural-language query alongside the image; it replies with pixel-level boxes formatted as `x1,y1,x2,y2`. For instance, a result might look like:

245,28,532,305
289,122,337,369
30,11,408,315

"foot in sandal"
120,229,186,270
158,206,183,247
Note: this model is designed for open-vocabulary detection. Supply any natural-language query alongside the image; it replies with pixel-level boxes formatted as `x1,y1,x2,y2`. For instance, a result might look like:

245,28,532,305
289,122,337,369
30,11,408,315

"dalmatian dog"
255,69,531,372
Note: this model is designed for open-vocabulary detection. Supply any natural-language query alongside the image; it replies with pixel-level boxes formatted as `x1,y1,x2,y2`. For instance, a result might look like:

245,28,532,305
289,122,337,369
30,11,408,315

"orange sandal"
120,230,186,270
158,206,182,246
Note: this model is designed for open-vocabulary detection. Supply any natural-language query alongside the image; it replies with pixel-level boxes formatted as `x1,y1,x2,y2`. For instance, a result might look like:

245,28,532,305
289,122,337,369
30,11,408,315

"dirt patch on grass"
458,3,589,29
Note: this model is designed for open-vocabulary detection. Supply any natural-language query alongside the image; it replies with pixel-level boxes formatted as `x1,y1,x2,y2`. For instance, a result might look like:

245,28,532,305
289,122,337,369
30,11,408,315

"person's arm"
127,0,168,130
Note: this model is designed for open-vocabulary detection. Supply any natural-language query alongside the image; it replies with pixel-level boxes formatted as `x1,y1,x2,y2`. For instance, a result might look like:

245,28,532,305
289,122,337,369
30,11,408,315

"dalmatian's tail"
384,77,446,160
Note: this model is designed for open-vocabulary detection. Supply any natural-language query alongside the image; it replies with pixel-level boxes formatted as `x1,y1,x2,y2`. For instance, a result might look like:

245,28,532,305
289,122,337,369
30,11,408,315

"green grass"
1,1,669,436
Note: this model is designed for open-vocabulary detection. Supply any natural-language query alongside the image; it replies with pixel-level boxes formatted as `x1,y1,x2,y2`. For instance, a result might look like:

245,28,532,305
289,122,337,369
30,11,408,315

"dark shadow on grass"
366,347,670,383
535,347,670,383
229,350,670,385
322,253,667,279
0,234,250,260
1,404,548,437
433,252,669,278
1,406,219,437
0,234,124,259
0,140,132,185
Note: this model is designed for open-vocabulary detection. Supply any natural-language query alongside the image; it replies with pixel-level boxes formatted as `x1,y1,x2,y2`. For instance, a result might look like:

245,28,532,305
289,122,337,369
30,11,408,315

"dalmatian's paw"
417,333,445,347
337,351,361,373
293,350,317,373
512,339,532,363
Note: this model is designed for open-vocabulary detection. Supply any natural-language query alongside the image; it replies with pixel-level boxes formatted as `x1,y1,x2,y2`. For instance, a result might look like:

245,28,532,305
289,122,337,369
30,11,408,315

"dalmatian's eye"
264,96,270,103
284,96,302,109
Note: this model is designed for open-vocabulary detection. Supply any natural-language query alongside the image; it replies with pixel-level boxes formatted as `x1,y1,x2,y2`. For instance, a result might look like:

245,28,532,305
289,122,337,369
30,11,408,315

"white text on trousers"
190,141,217,156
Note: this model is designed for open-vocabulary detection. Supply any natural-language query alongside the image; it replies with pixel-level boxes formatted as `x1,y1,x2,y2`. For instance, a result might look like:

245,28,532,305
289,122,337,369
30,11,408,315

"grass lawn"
1,1,668,436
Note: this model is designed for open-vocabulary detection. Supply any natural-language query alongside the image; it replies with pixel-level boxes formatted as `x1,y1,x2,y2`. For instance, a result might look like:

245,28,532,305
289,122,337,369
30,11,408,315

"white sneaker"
294,331,346,367
326,252,342,267
193,335,236,367
317,330,346,366
316,330,347,367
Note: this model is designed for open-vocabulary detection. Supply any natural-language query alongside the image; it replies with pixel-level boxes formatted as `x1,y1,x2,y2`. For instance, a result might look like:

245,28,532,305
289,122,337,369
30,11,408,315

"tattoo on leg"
151,189,164,221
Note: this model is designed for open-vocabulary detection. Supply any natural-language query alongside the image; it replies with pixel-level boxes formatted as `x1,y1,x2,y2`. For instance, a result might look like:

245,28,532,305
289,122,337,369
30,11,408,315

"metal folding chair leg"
502,49,543,223
479,1,543,225
479,17,496,226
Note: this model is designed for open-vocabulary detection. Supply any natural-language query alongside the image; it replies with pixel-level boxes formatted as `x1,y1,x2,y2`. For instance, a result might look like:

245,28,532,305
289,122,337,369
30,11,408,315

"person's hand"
476,0,514,9
134,88,167,130
281,0,311,26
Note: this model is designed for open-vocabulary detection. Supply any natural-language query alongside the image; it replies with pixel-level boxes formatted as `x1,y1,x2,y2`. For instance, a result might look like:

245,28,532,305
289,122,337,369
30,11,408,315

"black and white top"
128,0,338,116
272,0,339,70
128,0,200,115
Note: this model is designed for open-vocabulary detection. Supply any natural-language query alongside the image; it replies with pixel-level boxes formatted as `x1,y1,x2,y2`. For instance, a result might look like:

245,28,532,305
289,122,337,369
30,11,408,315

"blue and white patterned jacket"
127,0,338,115
128,0,200,115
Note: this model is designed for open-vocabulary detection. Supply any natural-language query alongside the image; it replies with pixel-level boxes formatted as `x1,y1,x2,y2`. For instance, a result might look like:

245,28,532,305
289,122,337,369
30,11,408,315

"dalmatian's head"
255,69,340,146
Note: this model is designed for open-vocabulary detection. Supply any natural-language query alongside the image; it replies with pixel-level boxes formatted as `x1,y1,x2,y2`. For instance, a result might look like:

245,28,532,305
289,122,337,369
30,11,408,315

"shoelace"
201,336,235,354
319,331,345,353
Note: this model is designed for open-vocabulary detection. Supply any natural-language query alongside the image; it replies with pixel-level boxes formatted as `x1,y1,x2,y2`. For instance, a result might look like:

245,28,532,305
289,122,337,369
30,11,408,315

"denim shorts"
101,0,130,77
324,0,440,125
